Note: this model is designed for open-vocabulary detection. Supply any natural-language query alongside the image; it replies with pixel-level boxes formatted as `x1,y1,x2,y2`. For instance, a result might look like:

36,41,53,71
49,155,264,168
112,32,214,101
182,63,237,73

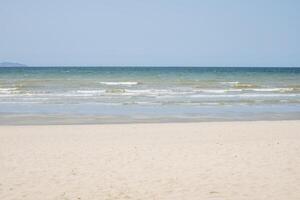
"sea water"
0,67,299,124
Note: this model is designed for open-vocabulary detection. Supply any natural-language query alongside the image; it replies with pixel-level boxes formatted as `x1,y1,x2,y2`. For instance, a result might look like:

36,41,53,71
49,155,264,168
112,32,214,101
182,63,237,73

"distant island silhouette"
0,62,27,67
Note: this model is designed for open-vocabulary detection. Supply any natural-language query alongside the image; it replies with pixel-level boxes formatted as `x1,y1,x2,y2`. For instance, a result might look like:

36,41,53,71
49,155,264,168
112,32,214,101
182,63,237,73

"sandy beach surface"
0,121,300,200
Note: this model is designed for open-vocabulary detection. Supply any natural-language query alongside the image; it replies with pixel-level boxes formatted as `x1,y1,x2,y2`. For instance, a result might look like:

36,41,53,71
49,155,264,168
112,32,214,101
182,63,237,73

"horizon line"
1,65,300,68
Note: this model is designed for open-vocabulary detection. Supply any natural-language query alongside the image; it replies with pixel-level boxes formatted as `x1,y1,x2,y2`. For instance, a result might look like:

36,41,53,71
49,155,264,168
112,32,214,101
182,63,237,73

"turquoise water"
0,67,300,124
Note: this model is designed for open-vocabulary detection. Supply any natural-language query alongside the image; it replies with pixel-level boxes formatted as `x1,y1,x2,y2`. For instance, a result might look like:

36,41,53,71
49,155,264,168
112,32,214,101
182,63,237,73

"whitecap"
77,90,106,94
196,89,242,93
190,93,299,98
0,87,18,94
220,81,239,86
99,81,139,86
249,88,294,92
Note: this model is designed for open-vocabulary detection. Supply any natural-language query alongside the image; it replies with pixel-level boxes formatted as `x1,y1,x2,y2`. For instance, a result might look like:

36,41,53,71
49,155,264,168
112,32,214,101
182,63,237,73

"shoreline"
1,113,300,125
0,118,300,126
1,120,300,199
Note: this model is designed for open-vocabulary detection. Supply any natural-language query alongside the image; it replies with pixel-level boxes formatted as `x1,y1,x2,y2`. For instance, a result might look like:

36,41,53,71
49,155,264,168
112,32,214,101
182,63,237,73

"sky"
0,0,300,67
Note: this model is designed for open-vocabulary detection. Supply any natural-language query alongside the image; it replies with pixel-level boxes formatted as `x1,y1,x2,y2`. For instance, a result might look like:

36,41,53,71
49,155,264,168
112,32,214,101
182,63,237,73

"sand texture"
1,121,300,200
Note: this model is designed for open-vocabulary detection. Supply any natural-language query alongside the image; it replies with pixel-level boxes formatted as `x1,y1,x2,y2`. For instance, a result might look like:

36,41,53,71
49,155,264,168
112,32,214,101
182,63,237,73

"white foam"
135,101,161,105
196,89,242,93
196,88,294,93
220,81,239,86
199,89,226,93
99,81,139,86
249,88,294,92
121,89,174,96
0,87,18,94
0,87,18,91
190,93,299,98
77,90,106,94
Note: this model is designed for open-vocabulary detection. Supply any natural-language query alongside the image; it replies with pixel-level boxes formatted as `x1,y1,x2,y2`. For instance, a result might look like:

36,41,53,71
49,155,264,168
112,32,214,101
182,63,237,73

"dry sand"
0,121,300,200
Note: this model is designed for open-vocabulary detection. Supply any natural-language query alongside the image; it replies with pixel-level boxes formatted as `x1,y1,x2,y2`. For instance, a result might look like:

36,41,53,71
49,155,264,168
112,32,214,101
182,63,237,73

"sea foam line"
99,81,139,86
190,93,299,98
249,88,294,92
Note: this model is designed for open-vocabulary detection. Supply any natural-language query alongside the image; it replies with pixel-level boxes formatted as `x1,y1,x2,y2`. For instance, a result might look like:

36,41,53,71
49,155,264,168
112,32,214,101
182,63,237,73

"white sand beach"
1,121,300,200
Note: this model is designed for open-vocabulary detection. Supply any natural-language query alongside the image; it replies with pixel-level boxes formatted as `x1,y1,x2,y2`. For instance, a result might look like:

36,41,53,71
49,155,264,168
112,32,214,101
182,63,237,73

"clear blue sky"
1,0,299,66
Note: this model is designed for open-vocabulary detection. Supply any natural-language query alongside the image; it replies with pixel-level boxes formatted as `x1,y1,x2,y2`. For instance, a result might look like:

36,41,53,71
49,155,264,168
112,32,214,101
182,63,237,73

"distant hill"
0,62,27,67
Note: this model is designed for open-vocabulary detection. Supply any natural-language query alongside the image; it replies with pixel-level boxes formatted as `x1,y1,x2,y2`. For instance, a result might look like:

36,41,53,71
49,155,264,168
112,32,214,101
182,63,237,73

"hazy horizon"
1,62,300,68
2,65,300,68
1,1,300,67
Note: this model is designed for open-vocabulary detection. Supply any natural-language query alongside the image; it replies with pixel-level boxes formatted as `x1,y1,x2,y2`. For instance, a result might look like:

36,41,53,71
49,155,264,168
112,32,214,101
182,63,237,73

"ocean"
0,67,300,124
